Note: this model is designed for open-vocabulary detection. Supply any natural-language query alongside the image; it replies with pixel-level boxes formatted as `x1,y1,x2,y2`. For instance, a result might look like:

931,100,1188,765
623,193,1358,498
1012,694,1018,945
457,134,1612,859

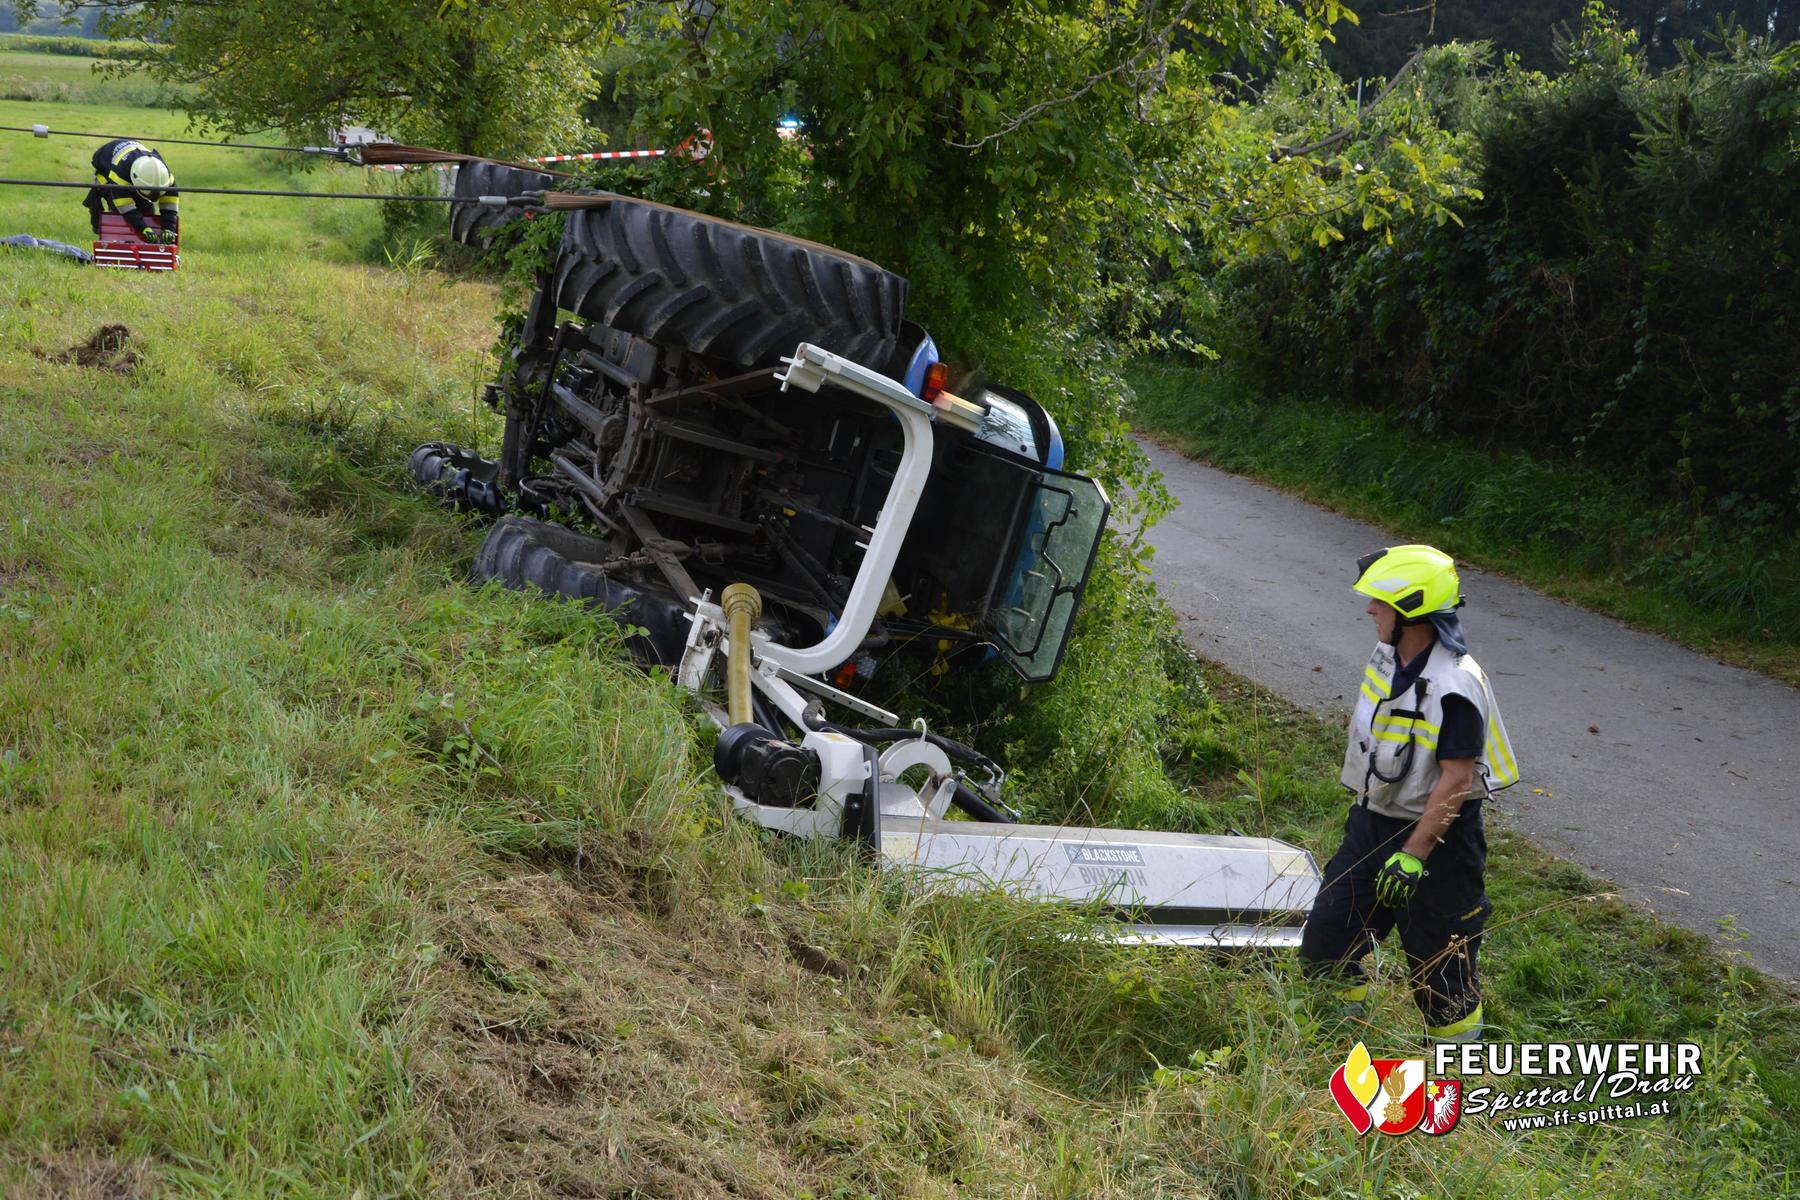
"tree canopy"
1202,21,1800,534
1322,0,1799,81
61,0,1481,500
597,2,1474,492
51,0,616,156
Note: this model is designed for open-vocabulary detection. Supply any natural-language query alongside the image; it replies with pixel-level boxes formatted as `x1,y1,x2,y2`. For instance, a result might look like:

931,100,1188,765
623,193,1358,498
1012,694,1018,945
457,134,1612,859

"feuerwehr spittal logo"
1329,1042,1461,1136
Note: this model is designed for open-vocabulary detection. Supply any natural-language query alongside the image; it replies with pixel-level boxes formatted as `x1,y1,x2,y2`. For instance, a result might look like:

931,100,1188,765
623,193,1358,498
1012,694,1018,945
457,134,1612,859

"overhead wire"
1,125,584,175
0,123,333,154
0,177,499,204
0,179,643,214
0,123,701,175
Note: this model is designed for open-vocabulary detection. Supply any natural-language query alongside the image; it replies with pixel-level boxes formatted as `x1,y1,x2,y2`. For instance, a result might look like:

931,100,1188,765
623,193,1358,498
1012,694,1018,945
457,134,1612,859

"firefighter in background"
1300,544,1521,1043
83,139,179,244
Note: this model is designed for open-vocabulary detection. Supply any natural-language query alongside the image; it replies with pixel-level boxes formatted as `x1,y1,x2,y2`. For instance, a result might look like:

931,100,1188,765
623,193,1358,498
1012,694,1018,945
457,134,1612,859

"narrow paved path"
1138,437,1800,981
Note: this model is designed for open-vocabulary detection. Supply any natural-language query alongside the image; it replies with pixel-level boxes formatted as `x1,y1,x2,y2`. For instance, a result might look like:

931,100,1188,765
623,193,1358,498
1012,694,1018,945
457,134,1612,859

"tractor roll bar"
766,343,937,677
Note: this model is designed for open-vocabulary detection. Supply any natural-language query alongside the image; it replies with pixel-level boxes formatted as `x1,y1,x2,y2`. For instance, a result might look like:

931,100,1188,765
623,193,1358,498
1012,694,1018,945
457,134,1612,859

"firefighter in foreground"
82,138,179,244
1300,544,1520,1043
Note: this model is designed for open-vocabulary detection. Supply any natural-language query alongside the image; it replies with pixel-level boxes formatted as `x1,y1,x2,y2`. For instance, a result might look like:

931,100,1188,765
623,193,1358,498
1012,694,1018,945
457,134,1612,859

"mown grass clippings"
2,1152,156,1200
409,870,1100,1199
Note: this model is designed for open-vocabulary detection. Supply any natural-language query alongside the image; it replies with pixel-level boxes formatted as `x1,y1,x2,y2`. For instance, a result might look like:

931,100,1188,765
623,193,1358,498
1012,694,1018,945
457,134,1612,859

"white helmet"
129,154,173,196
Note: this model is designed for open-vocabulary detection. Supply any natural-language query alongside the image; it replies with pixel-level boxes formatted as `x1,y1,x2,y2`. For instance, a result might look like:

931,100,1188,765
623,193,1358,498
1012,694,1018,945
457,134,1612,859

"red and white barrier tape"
532,148,663,163
372,130,712,173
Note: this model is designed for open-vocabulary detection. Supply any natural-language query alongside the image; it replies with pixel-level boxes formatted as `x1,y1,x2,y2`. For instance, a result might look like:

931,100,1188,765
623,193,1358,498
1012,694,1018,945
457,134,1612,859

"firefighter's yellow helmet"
1353,544,1461,617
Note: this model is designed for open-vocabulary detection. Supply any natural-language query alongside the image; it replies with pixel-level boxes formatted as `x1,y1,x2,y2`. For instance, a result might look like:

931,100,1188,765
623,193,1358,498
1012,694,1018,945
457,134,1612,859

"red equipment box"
93,213,179,271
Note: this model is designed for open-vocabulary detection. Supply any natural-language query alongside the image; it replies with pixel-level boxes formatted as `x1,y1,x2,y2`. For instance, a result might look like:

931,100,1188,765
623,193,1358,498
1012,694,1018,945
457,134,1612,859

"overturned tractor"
414,166,1319,945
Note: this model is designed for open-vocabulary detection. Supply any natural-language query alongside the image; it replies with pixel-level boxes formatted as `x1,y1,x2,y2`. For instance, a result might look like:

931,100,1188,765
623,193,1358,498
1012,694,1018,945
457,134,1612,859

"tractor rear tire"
449,161,563,247
472,516,691,664
552,199,906,370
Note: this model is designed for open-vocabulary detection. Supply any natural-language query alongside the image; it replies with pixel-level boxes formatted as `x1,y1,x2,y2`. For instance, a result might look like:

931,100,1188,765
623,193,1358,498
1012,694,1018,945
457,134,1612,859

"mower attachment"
877,821,1319,947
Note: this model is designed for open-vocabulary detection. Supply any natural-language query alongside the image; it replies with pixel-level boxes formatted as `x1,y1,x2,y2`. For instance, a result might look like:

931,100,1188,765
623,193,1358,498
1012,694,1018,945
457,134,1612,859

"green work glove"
1375,851,1426,907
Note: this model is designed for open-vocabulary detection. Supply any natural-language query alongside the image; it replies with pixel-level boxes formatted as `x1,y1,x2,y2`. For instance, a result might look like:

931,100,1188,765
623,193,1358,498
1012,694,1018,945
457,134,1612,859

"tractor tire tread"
551,198,905,369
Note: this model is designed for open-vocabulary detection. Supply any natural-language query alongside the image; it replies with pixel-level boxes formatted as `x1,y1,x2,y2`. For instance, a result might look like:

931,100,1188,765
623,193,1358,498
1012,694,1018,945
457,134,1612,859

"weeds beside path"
1128,359,1800,689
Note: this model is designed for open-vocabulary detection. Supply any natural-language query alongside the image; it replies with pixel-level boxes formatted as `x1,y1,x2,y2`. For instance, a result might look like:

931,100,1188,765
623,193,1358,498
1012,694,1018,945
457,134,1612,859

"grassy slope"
1126,360,1800,688
0,97,1121,1199
0,50,181,106
1,79,1796,1197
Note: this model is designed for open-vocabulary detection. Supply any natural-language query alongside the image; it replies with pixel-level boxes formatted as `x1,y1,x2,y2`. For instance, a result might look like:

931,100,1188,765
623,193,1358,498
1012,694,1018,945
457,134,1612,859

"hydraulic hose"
818,723,1001,778
948,781,1018,825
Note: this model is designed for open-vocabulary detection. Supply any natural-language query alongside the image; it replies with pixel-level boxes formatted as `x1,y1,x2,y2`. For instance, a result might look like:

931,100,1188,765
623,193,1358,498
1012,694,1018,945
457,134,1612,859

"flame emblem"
1329,1041,1382,1134
1343,1042,1380,1106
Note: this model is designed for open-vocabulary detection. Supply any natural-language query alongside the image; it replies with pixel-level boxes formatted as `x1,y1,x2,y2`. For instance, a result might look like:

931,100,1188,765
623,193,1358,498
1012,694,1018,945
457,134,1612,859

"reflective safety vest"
1339,640,1520,819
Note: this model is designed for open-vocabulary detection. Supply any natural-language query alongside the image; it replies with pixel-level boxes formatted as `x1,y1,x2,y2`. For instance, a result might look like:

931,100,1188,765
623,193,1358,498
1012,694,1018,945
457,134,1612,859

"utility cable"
0,179,641,214
1,123,350,156
1,125,686,173
5,125,699,175
2,125,574,173
0,177,528,204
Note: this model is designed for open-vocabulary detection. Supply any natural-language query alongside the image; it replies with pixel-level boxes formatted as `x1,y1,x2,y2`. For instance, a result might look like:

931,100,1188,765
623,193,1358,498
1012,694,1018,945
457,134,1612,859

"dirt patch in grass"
214,451,300,517
38,324,140,375
418,873,806,1197
43,440,122,470
413,870,1055,1199
4,1154,155,1200
0,563,50,594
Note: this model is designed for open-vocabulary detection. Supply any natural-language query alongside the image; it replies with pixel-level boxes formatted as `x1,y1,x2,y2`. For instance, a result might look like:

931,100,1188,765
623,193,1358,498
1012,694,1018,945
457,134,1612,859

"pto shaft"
721,583,763,727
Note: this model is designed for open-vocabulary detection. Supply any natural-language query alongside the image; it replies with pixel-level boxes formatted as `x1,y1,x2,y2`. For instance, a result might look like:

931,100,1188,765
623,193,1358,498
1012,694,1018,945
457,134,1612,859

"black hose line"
805,716,1007,791
949,781,1019,825
828,725,999,772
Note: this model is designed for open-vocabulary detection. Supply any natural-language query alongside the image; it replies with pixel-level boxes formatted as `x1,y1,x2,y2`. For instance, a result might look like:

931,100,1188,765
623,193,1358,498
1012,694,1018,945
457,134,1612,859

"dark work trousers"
1298,797,1490,1028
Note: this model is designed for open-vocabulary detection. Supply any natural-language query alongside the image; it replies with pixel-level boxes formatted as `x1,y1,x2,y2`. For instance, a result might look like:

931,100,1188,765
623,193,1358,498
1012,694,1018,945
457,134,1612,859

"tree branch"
1269,45,1428,161
946,0,1198,151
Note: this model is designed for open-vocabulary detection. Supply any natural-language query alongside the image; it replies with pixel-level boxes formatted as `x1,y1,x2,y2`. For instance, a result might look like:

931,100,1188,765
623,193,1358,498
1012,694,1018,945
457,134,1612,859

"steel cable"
0,177,483,203
0,124,314,153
